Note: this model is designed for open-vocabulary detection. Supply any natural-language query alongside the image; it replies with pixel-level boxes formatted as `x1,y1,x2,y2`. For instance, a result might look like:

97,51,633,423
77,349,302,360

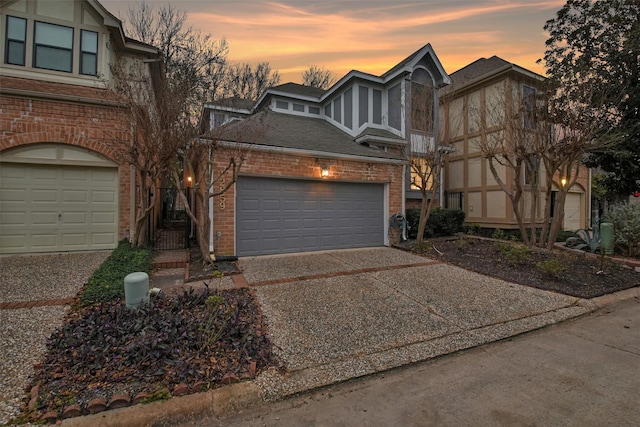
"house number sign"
219,177,226,210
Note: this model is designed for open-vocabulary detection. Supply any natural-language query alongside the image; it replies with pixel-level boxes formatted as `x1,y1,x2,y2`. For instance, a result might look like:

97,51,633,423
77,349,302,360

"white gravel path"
0,251,110,425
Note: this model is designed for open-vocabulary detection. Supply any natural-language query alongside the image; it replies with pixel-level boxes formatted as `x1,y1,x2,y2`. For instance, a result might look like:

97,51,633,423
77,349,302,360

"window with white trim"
5,16,26,66
80,30,98,76
34,21,73,72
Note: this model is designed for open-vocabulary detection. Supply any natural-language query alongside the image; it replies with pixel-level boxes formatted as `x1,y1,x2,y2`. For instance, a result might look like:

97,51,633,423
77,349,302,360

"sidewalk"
192,297,640,426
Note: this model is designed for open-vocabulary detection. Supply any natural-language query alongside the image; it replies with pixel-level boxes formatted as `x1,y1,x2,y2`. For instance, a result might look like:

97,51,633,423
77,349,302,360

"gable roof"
447,56,545,92
214,110,403,162
381,43,451,88
253,42,451,110
87,0,159,55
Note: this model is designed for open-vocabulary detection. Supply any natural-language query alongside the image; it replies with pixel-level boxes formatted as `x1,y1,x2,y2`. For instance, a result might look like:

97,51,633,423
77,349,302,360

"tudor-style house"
0,0,160,254
200,43,451,257
440,56,590,231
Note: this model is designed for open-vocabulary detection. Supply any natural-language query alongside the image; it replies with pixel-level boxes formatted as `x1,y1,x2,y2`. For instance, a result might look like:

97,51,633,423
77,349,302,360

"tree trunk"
416,193,430,244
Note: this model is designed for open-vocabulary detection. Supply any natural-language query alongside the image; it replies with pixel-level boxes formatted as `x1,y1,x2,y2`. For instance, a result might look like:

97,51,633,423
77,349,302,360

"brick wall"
211,147,403,255
0,76,134,240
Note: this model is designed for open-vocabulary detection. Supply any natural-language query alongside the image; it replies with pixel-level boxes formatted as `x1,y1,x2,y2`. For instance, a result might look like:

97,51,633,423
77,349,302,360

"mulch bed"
410,236,639,299
20,287,283,424
186,246,242,282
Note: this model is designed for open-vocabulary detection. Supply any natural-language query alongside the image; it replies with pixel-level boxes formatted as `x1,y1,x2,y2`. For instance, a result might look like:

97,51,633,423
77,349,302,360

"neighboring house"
0,0,160,254
440,56,590,232
200,43,450,257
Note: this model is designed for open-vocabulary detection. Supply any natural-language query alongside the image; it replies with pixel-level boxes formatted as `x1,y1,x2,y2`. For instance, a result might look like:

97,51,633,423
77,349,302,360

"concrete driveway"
240,247,593,400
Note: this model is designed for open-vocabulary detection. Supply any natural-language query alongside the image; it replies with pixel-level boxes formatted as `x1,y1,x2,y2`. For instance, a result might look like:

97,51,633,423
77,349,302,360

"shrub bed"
80,240,153,306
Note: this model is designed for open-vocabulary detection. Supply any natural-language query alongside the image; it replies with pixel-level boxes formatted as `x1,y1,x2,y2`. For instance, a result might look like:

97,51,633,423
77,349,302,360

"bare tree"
409,75,455,243
470,78,622,249
223,62,281,101
302,65,336,89
124,2,229,108
537,82,623,248
112,2,237,251
108,51,188,247
469,80,546,246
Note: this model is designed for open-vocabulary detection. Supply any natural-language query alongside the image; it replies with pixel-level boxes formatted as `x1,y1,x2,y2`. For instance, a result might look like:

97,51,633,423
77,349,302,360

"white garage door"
564,193,582,231
236,177,384,256
1,146,119,254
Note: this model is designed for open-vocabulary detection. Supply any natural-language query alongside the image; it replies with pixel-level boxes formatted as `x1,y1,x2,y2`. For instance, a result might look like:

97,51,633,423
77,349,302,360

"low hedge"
80,240,153,306
406,208,465,239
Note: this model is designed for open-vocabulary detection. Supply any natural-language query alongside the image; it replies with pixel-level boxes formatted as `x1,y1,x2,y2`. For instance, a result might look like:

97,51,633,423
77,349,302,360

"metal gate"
148,187,192,250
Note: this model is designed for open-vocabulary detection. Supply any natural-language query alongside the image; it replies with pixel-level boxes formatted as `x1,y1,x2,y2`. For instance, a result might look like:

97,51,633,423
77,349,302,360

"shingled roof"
215,110,402,161
449,56,512,87
270,83,326,98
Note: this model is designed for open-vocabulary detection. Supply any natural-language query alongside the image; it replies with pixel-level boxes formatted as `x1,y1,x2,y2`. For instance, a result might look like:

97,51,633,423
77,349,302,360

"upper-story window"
34,21,73,72
5,16,26,66
80,30,98,76
411,68,435,133
4,15,100,76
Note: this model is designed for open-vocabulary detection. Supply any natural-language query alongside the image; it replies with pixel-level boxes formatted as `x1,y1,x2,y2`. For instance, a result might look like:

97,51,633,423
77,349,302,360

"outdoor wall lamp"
561,177,567,187
321,168,329,177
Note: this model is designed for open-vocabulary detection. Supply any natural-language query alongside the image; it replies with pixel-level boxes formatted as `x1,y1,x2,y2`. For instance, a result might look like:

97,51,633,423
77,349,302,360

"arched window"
411,68,435,133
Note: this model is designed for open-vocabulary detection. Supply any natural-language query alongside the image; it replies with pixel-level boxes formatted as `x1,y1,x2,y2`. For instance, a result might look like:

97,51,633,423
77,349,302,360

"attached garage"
0,144,119,254
236,177,385,256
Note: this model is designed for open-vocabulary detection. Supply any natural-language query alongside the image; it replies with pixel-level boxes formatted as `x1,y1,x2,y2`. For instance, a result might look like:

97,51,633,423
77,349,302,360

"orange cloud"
103,0,563,82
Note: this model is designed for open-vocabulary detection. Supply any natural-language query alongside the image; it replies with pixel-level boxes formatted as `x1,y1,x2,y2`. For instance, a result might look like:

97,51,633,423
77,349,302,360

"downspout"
440,168,445,208
588,167,592,228
208,146,215,253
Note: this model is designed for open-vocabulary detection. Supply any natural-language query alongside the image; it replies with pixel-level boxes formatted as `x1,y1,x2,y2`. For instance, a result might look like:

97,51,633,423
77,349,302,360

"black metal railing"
148,187,192,250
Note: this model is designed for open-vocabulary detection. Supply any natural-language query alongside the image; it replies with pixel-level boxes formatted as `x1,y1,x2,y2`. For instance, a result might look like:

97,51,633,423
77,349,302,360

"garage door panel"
31,211,58,225
92,212,115,224
63,190,88,202
32,189,58,202
0,211,25,225
237,177,384,256
93,191,116,203
32,168,56,180
0,163,118,254
64,212,88,224
31,233,57,248
63,234,88,246
92,233,117,245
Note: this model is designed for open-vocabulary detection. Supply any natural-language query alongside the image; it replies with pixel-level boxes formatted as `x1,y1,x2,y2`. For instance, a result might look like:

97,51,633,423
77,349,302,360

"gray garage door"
236,177,384,256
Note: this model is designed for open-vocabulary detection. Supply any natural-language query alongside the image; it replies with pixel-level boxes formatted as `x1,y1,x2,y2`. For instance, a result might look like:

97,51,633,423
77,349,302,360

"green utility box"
600,222,614,255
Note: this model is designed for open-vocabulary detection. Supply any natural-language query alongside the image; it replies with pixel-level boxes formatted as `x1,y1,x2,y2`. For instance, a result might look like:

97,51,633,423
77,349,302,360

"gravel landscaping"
0,252,110,425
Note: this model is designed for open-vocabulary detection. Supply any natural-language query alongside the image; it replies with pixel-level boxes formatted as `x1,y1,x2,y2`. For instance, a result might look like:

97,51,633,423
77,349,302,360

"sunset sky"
101,0,566,83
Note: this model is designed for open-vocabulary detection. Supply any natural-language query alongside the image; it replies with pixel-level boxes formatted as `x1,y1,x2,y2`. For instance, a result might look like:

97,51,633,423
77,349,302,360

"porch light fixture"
561,177,567,187
321,168,329,177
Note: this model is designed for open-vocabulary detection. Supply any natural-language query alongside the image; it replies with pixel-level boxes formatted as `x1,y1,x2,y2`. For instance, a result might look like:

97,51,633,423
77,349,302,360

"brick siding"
211,147,403,255
0,76,134,240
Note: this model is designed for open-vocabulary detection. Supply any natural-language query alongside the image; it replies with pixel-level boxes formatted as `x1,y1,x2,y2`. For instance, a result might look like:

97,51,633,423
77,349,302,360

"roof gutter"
197,138,406,165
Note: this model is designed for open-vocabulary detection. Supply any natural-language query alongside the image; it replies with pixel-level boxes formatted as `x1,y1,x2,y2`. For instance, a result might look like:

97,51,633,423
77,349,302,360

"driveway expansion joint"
0,298,75,310
247,260,441,287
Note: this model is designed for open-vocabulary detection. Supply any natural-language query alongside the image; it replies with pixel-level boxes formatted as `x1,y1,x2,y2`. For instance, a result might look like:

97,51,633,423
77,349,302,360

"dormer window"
5,16,26,66
34,21,74,72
